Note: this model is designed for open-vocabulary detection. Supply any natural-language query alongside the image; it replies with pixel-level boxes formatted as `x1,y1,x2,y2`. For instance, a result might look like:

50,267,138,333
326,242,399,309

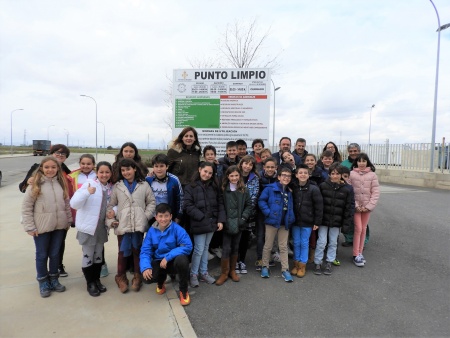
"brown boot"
297,263,306,278
131,273,142,292
215,258,229,286
291,260,299,275
307,249,315,264
115,274,129,293
229,255,240,282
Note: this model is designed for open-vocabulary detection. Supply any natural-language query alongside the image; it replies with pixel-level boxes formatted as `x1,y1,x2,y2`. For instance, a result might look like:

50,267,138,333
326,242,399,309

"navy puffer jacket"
319,179,352,228
292,180,323,227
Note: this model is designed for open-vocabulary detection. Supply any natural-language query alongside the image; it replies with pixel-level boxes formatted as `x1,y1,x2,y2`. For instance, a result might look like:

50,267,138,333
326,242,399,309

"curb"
167,282,197,338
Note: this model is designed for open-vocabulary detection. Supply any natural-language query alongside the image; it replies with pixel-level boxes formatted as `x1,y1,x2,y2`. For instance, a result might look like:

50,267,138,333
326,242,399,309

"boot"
82,266,100,297
93,263,107,293
37,275,52,298
297,263,306,278
291,260,299,275
49,273,66,292
307,249,315,264
131,273,142,292
215,258,230,286
115,274,129,293
229,255,240,282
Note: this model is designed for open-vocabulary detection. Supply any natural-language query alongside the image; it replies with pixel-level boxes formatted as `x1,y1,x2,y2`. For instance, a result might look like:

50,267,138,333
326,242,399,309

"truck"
33,140,51,156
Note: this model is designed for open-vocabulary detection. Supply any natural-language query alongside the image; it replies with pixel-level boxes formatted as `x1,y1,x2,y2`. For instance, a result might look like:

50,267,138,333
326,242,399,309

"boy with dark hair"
236,139,248,158
218,141,240,172
140,203,193,306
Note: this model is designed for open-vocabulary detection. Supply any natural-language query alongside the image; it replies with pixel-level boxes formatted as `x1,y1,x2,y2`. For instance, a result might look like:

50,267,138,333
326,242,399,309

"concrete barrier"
376,168,450,190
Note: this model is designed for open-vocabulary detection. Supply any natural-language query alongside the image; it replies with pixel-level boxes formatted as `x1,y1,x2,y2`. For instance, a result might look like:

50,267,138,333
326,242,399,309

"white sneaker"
208,252,215,260
353,254,365,267
239,262,247,274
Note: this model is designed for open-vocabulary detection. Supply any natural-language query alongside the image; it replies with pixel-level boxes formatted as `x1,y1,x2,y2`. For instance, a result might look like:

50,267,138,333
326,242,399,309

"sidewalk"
0,154,196,338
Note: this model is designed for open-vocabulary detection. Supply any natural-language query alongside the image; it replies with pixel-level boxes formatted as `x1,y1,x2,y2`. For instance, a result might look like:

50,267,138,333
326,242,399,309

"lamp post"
97,121,106,155
271,79,281,150
429,0,450,172
368,104,375,146
10,108,24,155
47,124,55,140
80,94,98,160
64,129,69,146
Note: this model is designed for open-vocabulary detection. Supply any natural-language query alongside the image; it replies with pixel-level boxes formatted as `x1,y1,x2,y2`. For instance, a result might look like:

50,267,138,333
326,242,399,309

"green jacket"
222,186,252,235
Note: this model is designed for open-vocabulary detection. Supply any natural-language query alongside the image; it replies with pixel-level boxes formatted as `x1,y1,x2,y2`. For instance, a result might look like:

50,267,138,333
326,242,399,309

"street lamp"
429,0,450,172
10,108,24,155
271,79,281,150
64,129,69,146
80,94,98,160
368,104,375,146
97,121,106,155
47,124,55,140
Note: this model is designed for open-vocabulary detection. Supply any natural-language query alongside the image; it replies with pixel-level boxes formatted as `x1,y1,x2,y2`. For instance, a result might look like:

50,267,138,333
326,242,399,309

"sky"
1,0,449,152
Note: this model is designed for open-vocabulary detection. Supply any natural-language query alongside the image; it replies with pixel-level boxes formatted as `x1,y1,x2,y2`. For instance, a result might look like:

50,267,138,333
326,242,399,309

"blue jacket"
258,182,295,230
146,173,183,220
140,221,192,273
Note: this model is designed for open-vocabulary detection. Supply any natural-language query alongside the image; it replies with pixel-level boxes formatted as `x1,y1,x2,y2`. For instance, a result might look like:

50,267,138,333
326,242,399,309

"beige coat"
22,176,72,234
106,181,156,235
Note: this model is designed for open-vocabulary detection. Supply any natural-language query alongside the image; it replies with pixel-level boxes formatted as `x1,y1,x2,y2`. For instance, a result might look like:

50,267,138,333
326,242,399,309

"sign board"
173,68,270,155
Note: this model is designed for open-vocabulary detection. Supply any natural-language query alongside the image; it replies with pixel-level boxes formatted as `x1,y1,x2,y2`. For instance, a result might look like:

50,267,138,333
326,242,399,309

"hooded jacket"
258,182,295,230
167,142,201,186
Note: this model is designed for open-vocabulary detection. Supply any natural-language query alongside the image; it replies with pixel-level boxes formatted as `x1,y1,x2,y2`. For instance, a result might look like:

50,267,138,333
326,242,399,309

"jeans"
191,232,214,275
34,229,65,278
291,226,312,263
314,226,339,264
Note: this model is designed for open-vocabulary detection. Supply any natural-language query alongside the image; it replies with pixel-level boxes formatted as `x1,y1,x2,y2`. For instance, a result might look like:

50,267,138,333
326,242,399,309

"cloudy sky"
1,0,449,152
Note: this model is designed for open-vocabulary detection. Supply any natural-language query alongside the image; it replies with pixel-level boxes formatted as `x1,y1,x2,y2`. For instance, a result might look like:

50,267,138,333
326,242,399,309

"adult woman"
167,127,202,187
112,142,148,183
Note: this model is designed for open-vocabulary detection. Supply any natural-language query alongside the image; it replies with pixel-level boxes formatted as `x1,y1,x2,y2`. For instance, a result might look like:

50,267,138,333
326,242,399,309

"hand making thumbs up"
87,183,96,194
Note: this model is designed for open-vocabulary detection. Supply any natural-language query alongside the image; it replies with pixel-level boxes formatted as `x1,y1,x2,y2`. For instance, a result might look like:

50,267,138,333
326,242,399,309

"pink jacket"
349,167,380,211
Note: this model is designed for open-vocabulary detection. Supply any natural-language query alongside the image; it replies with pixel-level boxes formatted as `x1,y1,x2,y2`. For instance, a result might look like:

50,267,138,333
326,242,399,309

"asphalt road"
184,184,450,337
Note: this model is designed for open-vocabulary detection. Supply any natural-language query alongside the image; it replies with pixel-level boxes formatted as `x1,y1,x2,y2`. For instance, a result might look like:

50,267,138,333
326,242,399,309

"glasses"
326,146,335,150
54,151,67,158
280,174,291,178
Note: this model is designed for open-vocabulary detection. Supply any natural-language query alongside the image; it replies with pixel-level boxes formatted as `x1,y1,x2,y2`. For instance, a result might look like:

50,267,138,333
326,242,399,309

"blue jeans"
291,226,312,263
191,232,214,275
314,226,339,264
33,229,65,278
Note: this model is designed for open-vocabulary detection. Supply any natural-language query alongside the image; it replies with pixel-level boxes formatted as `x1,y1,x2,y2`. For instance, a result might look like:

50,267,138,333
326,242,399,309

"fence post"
385,139,389,170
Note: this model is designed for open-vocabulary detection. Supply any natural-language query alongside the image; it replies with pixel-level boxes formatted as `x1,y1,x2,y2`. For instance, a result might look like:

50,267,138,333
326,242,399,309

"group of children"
21,134,380,307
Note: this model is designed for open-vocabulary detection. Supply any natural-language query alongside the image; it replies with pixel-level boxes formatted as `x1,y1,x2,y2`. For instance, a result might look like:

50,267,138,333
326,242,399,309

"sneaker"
58,265,68,277
239,262,248,274
313,264,322,275
255,260,263,271
282,270,294,283
199,272,216,284
332,259,341,266
261,266,270,278
235,262,241,274
179,290,190,306
323,262,332,275
360,254,366,264
190,274,199,288
271,251,281,263
100,263,109,278
208,252,215,260
353,254,365,267
211,247,222,259
342,241,353,247
156,283,166,295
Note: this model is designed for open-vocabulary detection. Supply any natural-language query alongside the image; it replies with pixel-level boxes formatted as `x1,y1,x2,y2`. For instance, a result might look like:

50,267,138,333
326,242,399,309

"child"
218,141,240,172
140,203,193,306
339,166,356,259
349,153,380,267
146,154,183,224
258,167,295,282
21,156,73,298
256,147,272,172
236,139,248,158
203,145,224,183
280,150,297,177
70,161,113,297
250,138,264,165
236,155,260,274
255,157,278,270
318,150,334,175
304,154,327,186
106,158,156,293
69,154,97,191
216,165,252,286
314,163,352,276
112,142,149,183
184,162,225,287
291,164,323,278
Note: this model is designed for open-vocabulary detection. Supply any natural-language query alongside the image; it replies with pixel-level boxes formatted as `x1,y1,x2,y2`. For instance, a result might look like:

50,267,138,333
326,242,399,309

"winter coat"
259,170,278,188
146,173,184,220
140,221,192,273
292,180,323,227
258,182,295,230
341,157,354,169
22,176,72,234
222,186,252,235
70,179,112,236
349,167,380,211
68,169,96,192
309,166,327,186
319,179,352,228
19,162,71,193
244,172,260,221
184,179,226,235
106,181,156,235
293,149,309,163
218,155,241,173
167,143,201,186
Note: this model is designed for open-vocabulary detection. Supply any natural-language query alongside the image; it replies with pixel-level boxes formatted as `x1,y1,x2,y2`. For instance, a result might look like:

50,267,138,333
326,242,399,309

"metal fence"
303,139,450,173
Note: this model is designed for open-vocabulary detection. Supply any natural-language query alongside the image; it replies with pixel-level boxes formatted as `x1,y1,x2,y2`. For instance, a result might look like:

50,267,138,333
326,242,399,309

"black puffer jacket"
184,179,226,235
319,179,352,228
292,180,323,227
